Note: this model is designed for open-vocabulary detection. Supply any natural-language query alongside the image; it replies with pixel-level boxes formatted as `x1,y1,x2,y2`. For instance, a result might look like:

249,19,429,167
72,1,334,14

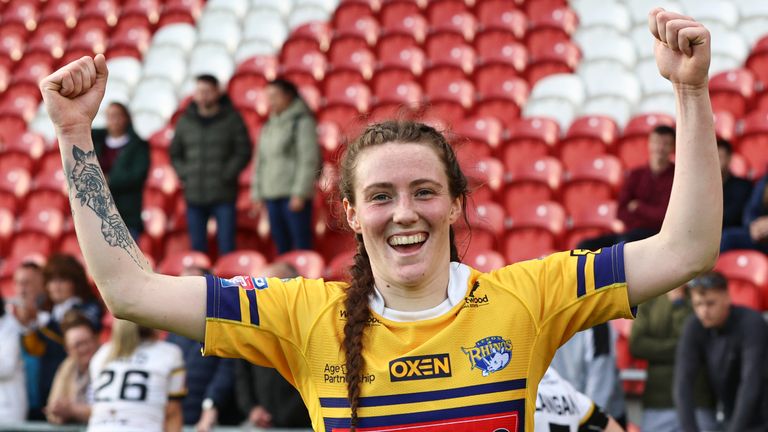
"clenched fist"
649,8,711,89
39,54,108,134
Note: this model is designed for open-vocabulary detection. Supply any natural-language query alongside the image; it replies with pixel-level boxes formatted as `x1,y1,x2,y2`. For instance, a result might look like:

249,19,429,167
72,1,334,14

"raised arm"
625,10,721,305
39,55,206,340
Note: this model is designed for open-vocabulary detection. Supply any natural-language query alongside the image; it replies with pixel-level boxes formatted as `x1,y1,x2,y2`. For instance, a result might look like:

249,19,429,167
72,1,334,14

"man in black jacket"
169,74,251,256
674,271,768,432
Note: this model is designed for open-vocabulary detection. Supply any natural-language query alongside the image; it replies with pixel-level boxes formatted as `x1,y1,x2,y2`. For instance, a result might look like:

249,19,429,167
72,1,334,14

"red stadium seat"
332,2,375,29
0,151,36,174
713,110,737,142
13,53,56,86
504,157,562,212
559,115,619,169
474,74,529,120
0,84,43,122
379,1,428,43
24,189,69,215
737,111,768,179
3,0,39,31
214,250,268,278
729,152,750,178
561,155,623,215
328,41,376,79
18,206,64,239
39,0,79,28
617,113,675,170
80,0,119,28
0,25,28,62
68,25,109,55
158,250,212,276
26,21,68,58
454,116,503,148
502,117,559,165
427,0,476,41
0,168,32,204
373,78,423,108
477,2,526,37
454,201,506,253
324,81,372,113
5,236,52,272
281,48,327,82
121,0,160,24
425,32,476,75
565,200,623,250
525,6,578,54
274,250,326,279
326,249,356,282
475,32,528,74
334,15,379,46
423,73,474,118
746,35,768,86
505,201,565,263
460,156,504,203
228,74,269,111
462,249,506,273
715,250,768,310
525,40,581,86
0,207,14,256
378,46,426,79
0,130,46,161
708,69,755,119
107,20,152,58
235,55,279,80
289,22,333,52
147,164,181,196
0,56,12,93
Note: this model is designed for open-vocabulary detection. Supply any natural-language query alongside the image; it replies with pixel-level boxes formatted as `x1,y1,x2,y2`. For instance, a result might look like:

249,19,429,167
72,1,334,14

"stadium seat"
708,69,755,119
460,156,504,203
558,115,619,169
0,130,46,161
206,0,248,19
475,32,528,75
228,75,269,112
427,6,476,42
243,9,289,50
324,81,372,113
572,0,631,32
142,46,187,88
502,117,560,165
129,78,178,120
476,2,526,37
328,41,376,79
0,151,36,175
24,189,69,215
560,155,623,215
523,99,575,132
0,207,14,256
565,200,623,250
424,73,474,108
213,250,268,279
108,19,153,58
715,249,768,310
197,10,241,53
505,201,566,263
504,157,562,213
574,28,636,69
68,25,109,57
334,14,379,46
525,39,581,86
150,23,197,53
379,1,428,43
454,201,506,255
26,21,68,59
332,1,375,28
454,116,503,148
288,21,333,52
524,7,578,55
326,249,355,282
3,0,39,32
461,249,506,273
683,0,739,28
13,52,56,86
281,47,327,82
373,76,423,107
274,250,326,279
39,0,79,28
737,111,768,179
0,84,43,122
0,168,32,206
425,33,476,75
709,28,748,76
146,164,181,197
18,206,64,240
616,113,675,170
377,38,426,76
188,42,237,85
158,250,212,276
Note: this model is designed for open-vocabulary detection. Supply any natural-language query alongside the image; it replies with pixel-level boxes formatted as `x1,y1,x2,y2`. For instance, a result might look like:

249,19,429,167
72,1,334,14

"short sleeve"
499,243,635,346
166,344,187,399
202,273,340,375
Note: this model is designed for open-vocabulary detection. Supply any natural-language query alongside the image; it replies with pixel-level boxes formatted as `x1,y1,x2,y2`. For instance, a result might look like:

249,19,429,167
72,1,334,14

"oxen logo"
388,354,452,382
462,336,512,377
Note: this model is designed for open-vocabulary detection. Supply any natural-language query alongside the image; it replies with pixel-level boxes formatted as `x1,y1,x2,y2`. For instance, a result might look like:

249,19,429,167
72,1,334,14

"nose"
392,196,418,225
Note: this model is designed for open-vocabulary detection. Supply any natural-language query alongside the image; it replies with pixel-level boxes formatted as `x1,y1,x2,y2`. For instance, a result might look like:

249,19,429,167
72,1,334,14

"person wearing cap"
674,271,768,432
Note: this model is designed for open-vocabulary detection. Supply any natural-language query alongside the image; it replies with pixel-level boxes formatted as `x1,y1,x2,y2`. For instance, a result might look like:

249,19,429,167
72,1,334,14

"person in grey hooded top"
251,78,320,254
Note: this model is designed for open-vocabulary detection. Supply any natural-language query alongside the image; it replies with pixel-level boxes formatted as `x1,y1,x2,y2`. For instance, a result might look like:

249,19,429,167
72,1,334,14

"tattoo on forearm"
67,145,147,268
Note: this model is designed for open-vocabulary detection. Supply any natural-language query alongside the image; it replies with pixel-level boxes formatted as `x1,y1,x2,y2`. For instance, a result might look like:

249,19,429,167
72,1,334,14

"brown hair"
60,309,96,335
43,254,96,303
338,120,469,429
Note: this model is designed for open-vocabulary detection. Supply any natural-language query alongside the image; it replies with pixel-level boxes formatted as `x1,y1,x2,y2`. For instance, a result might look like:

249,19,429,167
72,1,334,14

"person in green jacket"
629,286,715,432
92,102,149,240
251,79,319,254
170,74,252,256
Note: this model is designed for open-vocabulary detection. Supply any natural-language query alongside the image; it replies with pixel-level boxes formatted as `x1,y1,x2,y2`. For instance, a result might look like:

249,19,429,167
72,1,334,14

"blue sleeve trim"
206,274,242,322
576,255,587,298
593,242,626,289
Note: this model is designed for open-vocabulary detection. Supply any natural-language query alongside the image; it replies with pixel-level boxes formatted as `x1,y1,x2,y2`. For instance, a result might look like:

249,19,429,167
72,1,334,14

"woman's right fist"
39,54,108,133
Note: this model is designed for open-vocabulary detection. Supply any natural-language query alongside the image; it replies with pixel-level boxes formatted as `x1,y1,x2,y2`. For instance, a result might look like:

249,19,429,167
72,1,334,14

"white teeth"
388,233,427,246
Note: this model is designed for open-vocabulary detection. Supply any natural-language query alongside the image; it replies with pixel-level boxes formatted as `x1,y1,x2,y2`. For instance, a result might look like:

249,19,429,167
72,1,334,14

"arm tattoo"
68,145,148,268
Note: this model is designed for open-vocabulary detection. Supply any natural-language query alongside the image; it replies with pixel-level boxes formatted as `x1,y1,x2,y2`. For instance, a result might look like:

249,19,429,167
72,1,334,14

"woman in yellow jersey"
39,8,720,432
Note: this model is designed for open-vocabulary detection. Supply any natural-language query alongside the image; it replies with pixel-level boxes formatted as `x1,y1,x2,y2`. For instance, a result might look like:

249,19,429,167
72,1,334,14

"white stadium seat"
132,111,170,140
738,18,768,48
235,39,277,62
581,97,632,128
249,0,293,17
574,28,637,69
188,42,236,85
624,0,686,25
579,63,641,104
636,58,674,97
287,4,332,29
105,57,143,89
293,0,340,14
242,9,289,50
151,24,198,54
30,106,57,142
638,92,677,117
206,0,249,19
142,46,188,88
197,10,243,53
529,73,586,108
130,78,178,120
523,99,576,131
681,0,739,28
572,0,631,33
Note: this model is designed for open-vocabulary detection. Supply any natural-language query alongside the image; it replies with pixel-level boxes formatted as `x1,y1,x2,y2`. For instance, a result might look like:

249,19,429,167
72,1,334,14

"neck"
372,264,451,312
650,162,669,175
198,103,220,117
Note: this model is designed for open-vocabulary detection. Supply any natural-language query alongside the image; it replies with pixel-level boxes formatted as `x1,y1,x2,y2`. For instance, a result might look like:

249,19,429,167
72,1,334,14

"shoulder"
733,306,767,328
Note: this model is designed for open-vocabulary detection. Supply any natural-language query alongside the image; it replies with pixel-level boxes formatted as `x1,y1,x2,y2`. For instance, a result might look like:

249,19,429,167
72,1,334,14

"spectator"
717,138,752,229
674,271,768,432
21,254,103,417
166,265,239,431
0,287,27,423
550,323,627,426
235,262,311,429
629,286,714,432
251,78,320,254
579,125,675,250
91,102,150,241
170,74,252,256
535,366,624,432
720,172,768,253
88,319,185,431
45,310,98,425
8,261,47,420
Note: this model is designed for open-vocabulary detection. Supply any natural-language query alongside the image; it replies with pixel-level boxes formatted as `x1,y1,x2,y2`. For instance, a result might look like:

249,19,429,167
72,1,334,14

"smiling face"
344,143,462,292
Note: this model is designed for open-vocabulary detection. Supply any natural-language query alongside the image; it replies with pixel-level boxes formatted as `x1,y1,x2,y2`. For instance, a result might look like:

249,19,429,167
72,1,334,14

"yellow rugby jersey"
203,244,636,432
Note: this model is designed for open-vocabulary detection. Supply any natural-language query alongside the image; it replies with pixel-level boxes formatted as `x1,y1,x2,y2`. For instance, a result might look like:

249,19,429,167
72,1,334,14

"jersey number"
548,424,569,432
94,369,150,402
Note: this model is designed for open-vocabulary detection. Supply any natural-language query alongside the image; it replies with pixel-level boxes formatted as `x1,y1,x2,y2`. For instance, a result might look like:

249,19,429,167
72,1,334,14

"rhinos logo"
462,336,512,377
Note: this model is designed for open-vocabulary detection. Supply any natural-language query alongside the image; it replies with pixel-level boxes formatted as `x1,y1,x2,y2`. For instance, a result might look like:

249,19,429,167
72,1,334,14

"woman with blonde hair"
87,319,185,432
41,9,721,432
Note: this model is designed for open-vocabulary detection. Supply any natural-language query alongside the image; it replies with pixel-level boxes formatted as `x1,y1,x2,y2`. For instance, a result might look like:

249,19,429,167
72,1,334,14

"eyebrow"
362,179,443,194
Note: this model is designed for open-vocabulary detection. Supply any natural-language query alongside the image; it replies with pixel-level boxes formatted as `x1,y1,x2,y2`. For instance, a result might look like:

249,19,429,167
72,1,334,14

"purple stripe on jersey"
245,288,259,325
206,275,242,322
593,242,626,289
319,379,526,408
323,399,525,431
576,254,587,297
